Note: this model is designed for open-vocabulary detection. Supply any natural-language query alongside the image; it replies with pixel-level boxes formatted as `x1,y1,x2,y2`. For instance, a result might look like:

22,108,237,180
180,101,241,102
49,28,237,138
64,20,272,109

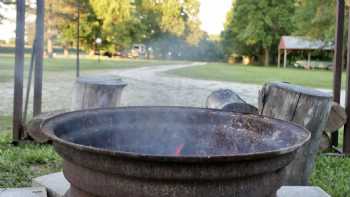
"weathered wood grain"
259,82,332,186
206,89,258,114
71,76,127,110
319,132,332,152
13,0,26,143
325,102,347,133
25,110,67,143
33,0,45,116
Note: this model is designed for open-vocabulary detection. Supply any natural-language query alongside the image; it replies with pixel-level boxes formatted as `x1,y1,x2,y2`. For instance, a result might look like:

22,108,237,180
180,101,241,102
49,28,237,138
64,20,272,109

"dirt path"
115,62,260,107
0,62,343,116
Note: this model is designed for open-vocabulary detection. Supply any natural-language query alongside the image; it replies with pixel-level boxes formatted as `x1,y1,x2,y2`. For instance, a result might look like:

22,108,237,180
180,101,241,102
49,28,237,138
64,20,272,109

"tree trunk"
47,33,53,58
63,44,69,57
264,47,269,66
258,82,332,185
71,76,128,110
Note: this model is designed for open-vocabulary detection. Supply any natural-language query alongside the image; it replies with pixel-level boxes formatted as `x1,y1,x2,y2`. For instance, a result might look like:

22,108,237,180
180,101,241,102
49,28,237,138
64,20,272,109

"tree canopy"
221,0,341,65
6,0,340,63
45,0,204,54
293,0,337,41
222,0,295,66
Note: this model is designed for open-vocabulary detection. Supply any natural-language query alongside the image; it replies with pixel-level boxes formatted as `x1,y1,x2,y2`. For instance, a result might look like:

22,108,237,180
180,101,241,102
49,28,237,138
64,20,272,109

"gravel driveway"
0,62,344,116
116,62,260,107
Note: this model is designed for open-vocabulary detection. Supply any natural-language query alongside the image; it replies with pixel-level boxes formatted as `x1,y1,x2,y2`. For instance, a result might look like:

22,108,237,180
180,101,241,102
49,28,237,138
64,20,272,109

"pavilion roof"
279,36,334,51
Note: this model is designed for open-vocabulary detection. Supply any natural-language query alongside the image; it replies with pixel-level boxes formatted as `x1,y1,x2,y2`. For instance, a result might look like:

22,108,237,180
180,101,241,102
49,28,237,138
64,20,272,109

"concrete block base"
32,172,69,197
32,172,331,197
0,187,47,197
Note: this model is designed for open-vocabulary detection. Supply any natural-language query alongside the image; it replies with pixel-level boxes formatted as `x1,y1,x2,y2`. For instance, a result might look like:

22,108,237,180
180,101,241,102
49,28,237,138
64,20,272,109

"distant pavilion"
278,36,334,68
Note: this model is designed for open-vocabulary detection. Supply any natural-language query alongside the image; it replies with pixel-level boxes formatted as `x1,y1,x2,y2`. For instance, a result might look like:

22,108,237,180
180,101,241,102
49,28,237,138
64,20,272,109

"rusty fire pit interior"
42,107,310,197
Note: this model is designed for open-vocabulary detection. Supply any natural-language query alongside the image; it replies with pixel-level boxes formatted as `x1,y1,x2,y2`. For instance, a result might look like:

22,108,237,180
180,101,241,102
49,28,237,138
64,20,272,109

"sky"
0,0,233,40
199,0,233,35
0,4,16,40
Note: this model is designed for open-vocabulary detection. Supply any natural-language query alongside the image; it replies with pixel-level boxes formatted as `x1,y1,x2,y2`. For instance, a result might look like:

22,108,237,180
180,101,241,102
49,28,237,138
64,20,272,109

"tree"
221,7,258,61
43,0,203,56
136,0,203,54
293,0,336,41
88,0,203,51
89,0,135,51
222,0,295,66
181,0,203,45
48,0,102,55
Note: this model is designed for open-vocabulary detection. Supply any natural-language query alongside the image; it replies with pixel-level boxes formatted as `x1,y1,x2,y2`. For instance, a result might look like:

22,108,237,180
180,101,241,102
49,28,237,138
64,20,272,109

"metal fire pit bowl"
42,107,310,197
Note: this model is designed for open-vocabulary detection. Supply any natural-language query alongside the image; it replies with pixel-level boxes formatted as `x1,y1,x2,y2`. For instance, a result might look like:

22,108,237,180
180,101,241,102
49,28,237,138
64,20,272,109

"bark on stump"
325,102,347,133
72,76,127,110
258,82,332,186
25,110,67,143
319,102,347,151
206,89,258,114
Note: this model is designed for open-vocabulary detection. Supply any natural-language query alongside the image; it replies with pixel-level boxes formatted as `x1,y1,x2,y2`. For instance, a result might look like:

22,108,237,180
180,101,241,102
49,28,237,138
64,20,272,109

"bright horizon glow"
0,4,16,41
199,0,232,35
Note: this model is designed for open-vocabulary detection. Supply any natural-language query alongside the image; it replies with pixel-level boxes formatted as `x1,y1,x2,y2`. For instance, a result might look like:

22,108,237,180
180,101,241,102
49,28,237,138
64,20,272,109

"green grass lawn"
0,55,185,83
0,116,61,188
168,63,345,89
0,115,348,196
0,132,62,188
311,155,350,197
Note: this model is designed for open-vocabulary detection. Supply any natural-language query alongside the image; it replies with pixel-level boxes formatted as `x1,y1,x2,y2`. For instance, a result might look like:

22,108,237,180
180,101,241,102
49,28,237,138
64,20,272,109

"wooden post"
344,7,350,154
12,0,26,143
307,51,311,69
277,49,281,68
23,40,37,123
76,1,80,78
283,49,287,68
259,82,332,185
33,0,44,116
332,0,345,147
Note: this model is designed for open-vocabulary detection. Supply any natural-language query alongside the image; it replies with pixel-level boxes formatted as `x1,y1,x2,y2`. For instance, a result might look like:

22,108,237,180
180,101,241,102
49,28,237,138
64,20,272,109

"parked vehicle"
131,44,146,58
294,60,332,70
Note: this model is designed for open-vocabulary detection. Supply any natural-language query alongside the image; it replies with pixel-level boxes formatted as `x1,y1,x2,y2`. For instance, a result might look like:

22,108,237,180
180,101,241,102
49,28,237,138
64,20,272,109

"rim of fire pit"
41,106,311,163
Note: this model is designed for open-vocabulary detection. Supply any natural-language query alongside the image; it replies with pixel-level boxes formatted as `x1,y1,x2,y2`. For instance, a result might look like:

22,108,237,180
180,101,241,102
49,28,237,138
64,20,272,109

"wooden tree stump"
71,76,127,110
325,102,347,133
258,82,332,186
319,132,332,152
319,102,347,151
25,110,67,143
206,89,258,114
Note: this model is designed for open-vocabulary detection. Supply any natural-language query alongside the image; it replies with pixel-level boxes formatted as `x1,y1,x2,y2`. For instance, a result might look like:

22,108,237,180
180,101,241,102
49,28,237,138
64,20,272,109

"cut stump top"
77,76,127,86
267,82,332,99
